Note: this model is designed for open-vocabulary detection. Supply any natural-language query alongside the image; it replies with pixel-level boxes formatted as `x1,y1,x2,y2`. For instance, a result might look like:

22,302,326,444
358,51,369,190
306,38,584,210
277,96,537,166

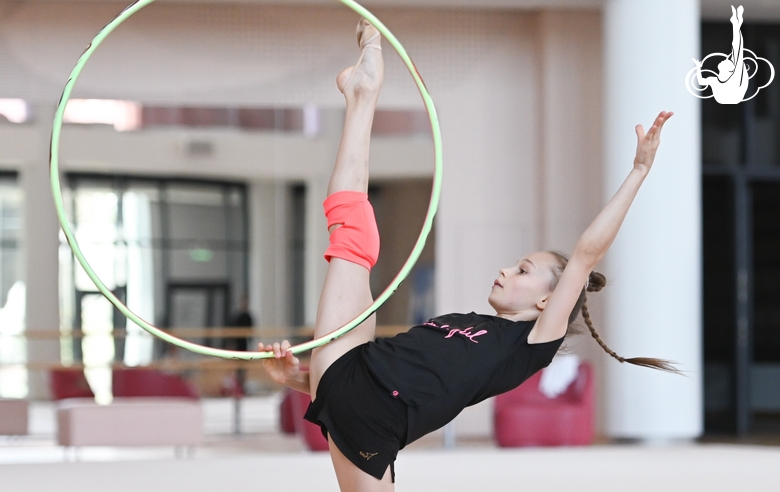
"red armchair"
112,369,199,399
50,368,95,400
494,362,594,447
280,388,329,451
279,390,297,434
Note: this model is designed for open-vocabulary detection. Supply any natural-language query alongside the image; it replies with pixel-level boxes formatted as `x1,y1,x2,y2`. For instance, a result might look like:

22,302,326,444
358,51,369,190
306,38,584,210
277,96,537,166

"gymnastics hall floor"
2,398,778,492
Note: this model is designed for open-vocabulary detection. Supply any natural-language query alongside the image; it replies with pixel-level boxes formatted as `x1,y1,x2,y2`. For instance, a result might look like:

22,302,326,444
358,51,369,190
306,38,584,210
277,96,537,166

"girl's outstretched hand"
257,340,300,386
633,111,673,174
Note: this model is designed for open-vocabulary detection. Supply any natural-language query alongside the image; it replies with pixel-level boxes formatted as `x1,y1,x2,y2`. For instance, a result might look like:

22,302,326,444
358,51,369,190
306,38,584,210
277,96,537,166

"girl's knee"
323,191,380,270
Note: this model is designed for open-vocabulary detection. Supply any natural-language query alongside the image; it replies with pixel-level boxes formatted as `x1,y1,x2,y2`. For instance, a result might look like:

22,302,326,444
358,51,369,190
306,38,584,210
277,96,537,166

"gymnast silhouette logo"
685,5,774,104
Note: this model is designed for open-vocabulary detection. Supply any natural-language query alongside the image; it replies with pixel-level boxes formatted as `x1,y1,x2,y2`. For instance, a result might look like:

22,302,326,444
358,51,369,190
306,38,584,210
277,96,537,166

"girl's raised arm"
529,111,673,344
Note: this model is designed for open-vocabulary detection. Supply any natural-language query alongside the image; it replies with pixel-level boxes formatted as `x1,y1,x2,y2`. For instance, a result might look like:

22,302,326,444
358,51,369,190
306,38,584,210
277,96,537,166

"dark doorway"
750,183,780,433
702,22,780,435
166,283,230,350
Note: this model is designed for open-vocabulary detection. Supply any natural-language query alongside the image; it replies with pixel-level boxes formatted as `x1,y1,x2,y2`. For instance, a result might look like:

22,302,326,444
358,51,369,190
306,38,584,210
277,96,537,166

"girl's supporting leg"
329,436,394,492
308,19,384,400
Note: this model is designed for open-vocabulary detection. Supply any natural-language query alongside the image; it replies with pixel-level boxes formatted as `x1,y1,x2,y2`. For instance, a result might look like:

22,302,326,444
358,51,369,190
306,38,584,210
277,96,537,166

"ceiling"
15,0,780,21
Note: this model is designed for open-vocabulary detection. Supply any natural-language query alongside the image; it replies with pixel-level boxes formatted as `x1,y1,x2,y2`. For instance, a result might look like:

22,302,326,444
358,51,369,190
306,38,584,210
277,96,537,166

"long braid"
581,297,681,375
581,300,624,363
546,250,681,375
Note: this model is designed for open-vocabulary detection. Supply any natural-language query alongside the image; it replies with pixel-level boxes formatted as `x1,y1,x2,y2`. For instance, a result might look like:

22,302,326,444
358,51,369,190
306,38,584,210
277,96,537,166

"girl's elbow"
570,246,604,270
572,241,601,261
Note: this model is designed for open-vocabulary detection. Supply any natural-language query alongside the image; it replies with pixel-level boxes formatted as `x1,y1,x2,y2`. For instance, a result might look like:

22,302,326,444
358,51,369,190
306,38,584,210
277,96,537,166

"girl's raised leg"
308,18,384,398
308,21,393,491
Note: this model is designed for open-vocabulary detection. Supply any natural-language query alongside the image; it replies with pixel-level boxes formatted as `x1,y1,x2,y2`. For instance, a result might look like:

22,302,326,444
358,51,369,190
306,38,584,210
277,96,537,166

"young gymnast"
258,19,674,491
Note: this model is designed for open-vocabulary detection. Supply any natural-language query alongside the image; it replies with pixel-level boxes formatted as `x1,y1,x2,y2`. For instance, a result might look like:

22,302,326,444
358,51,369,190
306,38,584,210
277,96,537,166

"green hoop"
50,0,443,360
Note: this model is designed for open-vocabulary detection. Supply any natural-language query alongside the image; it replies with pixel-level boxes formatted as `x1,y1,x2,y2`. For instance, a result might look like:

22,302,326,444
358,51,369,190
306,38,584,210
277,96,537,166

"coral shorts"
323,191,380,271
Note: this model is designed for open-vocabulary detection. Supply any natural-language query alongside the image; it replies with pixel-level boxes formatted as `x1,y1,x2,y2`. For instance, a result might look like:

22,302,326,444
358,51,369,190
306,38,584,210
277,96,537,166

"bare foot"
336,19,384,101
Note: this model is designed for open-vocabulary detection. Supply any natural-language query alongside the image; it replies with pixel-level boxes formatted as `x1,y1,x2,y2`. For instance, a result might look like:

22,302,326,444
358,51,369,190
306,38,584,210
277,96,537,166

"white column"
23,104,61,399
603,0,702,439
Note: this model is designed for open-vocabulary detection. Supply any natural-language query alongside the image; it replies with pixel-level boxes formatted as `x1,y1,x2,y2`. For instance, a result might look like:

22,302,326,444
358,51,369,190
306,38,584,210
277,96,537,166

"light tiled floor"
3,443,780,492
2,397,780,491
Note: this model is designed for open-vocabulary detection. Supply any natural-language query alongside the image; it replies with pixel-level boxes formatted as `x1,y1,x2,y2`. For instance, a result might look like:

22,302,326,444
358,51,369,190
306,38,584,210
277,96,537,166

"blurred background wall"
0,0,778,442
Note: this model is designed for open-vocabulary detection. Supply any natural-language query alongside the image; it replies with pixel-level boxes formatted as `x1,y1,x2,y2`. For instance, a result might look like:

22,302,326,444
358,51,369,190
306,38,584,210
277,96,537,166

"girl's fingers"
257,341,295,355
655,112,672,138
285,350,299,366
645,112,670,140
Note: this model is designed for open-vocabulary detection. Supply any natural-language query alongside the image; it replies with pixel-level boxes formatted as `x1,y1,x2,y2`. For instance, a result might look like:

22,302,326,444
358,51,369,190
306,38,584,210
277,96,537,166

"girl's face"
488,251,558,319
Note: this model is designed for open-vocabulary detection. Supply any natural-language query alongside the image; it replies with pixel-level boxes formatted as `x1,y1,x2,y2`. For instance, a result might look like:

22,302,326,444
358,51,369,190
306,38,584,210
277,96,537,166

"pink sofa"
0,399,28,436
57,397,202,448
494,362,594,447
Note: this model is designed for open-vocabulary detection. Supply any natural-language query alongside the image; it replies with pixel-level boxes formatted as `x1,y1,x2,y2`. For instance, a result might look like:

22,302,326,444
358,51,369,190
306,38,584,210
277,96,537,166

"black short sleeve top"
361,312,564,442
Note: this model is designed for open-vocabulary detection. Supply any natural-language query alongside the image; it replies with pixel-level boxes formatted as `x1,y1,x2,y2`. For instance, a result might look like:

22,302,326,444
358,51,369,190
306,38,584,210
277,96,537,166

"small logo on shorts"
359,451,378,460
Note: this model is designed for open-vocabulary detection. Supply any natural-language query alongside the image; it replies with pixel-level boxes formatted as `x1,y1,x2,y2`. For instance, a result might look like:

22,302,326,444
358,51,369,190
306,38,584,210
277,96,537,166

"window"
0,173,24,398
60,175,248,401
